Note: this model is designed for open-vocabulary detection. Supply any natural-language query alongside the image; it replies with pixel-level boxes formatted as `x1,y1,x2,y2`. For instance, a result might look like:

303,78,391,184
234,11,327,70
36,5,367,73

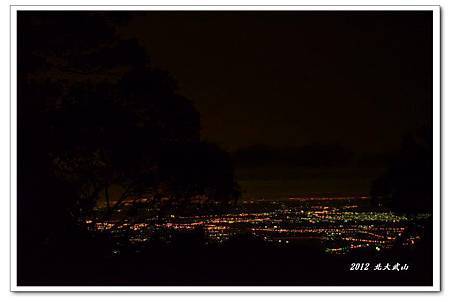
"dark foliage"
371,126,433,213
17,12,239,284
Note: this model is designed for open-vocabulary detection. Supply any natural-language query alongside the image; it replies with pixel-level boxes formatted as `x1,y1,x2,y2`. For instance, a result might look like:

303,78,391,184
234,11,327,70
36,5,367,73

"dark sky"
119,11,432,198
120,11,432,154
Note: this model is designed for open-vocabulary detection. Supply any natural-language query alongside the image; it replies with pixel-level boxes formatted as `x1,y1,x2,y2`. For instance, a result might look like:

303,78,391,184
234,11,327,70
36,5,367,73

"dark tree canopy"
17,12,240,247
371,125,432,213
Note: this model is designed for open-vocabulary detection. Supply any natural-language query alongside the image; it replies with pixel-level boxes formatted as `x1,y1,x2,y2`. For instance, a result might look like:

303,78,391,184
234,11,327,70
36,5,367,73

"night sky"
120,11,432,152
118,11,432,198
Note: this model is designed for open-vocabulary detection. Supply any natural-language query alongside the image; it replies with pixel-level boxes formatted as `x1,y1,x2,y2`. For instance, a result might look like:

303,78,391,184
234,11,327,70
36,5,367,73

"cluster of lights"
86,197,426,255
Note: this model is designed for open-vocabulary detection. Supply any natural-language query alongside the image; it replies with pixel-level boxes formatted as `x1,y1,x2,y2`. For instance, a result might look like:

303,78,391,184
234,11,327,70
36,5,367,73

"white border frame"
10,5,441,292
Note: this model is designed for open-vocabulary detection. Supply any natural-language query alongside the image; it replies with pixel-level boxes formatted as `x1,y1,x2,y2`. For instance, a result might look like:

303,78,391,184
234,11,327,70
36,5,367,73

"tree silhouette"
370,125,432,213
17,12,240,249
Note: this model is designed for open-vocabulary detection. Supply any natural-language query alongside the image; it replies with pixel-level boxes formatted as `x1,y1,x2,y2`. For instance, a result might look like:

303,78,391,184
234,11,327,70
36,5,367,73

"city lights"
86,196,429,255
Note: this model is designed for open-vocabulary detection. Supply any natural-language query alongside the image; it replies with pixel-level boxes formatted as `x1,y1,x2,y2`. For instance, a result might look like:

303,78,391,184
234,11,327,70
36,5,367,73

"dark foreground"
18,227,433,287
